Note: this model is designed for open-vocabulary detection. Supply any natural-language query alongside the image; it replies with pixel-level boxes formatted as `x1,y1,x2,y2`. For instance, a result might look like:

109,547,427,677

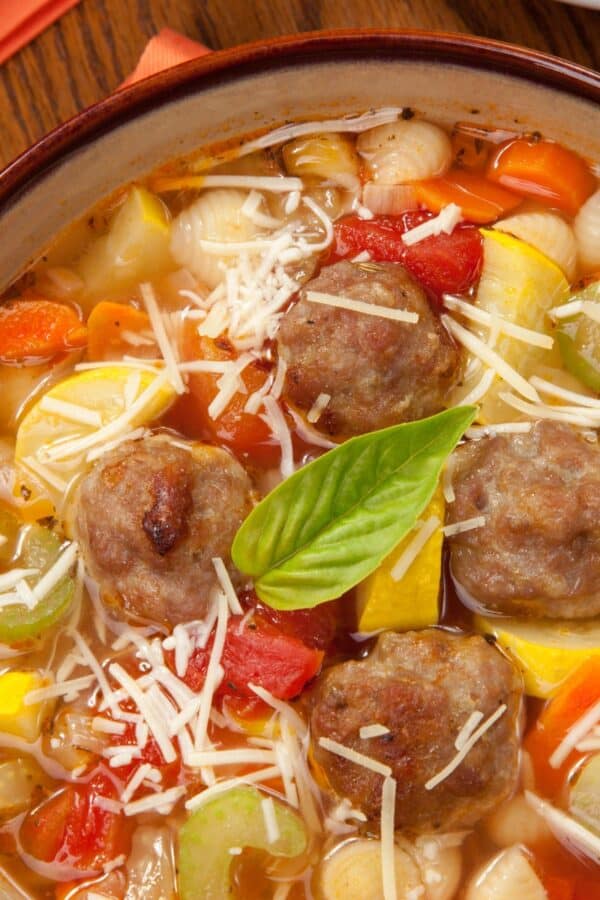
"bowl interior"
0,34,599,293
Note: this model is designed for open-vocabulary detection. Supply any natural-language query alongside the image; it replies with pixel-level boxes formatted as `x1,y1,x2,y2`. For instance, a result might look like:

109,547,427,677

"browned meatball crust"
277,261,462,437
447,421,600,618
310,629,521,833
75,435,254,626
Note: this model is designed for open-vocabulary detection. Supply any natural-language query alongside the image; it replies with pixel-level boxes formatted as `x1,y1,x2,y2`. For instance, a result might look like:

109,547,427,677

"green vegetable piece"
232,406,476,610
556,282,600,392
0,525,75,643
571,753,600,835
178,786,307,900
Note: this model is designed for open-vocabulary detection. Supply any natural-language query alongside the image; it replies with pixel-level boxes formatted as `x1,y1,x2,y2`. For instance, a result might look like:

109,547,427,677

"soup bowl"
0,29,599,294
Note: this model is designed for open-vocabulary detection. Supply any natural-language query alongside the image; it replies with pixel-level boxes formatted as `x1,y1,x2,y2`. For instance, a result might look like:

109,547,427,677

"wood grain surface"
0,0,598,170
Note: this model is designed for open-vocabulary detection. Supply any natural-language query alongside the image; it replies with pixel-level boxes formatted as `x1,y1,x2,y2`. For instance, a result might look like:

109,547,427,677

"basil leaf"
232,406,476,609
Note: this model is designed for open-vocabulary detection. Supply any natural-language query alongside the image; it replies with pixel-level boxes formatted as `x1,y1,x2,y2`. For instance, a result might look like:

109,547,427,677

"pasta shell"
282,133,361,192
574,188,600,273
318,838,423,900
465,846,547,900
484,793,552,849
493,210,578,282
357,120,452,185
171,189,264,289
410,835,463,900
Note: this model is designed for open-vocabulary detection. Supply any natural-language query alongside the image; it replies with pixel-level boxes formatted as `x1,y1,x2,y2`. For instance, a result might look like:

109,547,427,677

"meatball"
75,435,254,625
309,629,521,833
447,421,600,618
277,260,462,437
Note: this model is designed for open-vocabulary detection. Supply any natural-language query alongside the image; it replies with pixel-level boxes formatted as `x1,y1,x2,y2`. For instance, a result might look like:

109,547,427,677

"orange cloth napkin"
0,0,81,65
122,28,212,87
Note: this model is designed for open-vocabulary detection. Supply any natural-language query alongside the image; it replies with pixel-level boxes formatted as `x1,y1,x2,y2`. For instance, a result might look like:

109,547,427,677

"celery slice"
178,786,307,900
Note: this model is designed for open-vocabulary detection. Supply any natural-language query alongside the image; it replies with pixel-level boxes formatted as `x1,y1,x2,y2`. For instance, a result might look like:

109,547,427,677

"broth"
0,108,598,899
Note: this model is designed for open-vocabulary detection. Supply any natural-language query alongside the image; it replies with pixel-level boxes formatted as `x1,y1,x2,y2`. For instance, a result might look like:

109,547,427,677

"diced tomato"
0,295,87,364
108,721,180,789
329,212,483,302
177,616,323,704
487,137,596,217
240,589,341,651
415,169,522,224
525,658,600,798
164,324,281,466
20,768,129,872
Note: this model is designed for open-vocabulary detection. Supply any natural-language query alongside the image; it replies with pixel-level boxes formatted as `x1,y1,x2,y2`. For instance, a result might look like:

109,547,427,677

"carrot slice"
0,296,87,363
86,301,154,361
524,657,600,798
487,138,596,217
415,169,522,224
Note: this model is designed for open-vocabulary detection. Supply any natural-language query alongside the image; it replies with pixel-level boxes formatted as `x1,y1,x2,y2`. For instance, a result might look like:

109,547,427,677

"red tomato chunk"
176,616,323,702
329,212,483,302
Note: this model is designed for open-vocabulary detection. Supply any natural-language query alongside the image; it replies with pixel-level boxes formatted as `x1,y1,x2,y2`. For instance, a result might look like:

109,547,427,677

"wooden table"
0,0,598,170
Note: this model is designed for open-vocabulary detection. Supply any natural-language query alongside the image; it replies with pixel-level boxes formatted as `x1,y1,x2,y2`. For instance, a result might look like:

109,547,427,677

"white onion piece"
362,182,419,215
124,826,177,900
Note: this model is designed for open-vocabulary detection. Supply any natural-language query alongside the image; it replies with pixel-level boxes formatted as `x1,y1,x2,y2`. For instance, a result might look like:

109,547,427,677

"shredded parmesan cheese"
188,748,278,768
307,392,331,424
391,517,440,582
499,392,600,428
261,795,280,844
261,395,294,478
140,283,185,394
549,698,600,769
185,766,282,811
381,776,398,900
359,724,391,739
123,786,186,817
529,375,600,409
425,704,507,790
402,204,462,246
25,675,94,704
442,517,486,537
443,294,553,349
306,290,419,324
525,791,600,865
454,711,485,750
318,737,392,777
39,396,103,427
211,558,244,615
442,316,540,403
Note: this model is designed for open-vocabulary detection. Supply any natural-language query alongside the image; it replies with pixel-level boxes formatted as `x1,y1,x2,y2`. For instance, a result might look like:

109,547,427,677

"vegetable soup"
0,106,599,899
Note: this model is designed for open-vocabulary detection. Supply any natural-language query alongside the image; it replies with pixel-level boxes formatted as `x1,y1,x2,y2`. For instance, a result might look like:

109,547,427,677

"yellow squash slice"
475,615,600,699
356,484,444,632
450,229,570,424
15,365,175,521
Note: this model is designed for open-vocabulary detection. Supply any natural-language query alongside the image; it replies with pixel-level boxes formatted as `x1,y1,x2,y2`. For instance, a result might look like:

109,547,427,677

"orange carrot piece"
525,657,600,798
0,296,87,363
86,301,153,361
487,138,596,217
415,168,522,224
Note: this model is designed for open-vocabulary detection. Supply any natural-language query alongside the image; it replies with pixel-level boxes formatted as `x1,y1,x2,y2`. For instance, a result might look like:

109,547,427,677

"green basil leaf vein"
232,406,476,610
